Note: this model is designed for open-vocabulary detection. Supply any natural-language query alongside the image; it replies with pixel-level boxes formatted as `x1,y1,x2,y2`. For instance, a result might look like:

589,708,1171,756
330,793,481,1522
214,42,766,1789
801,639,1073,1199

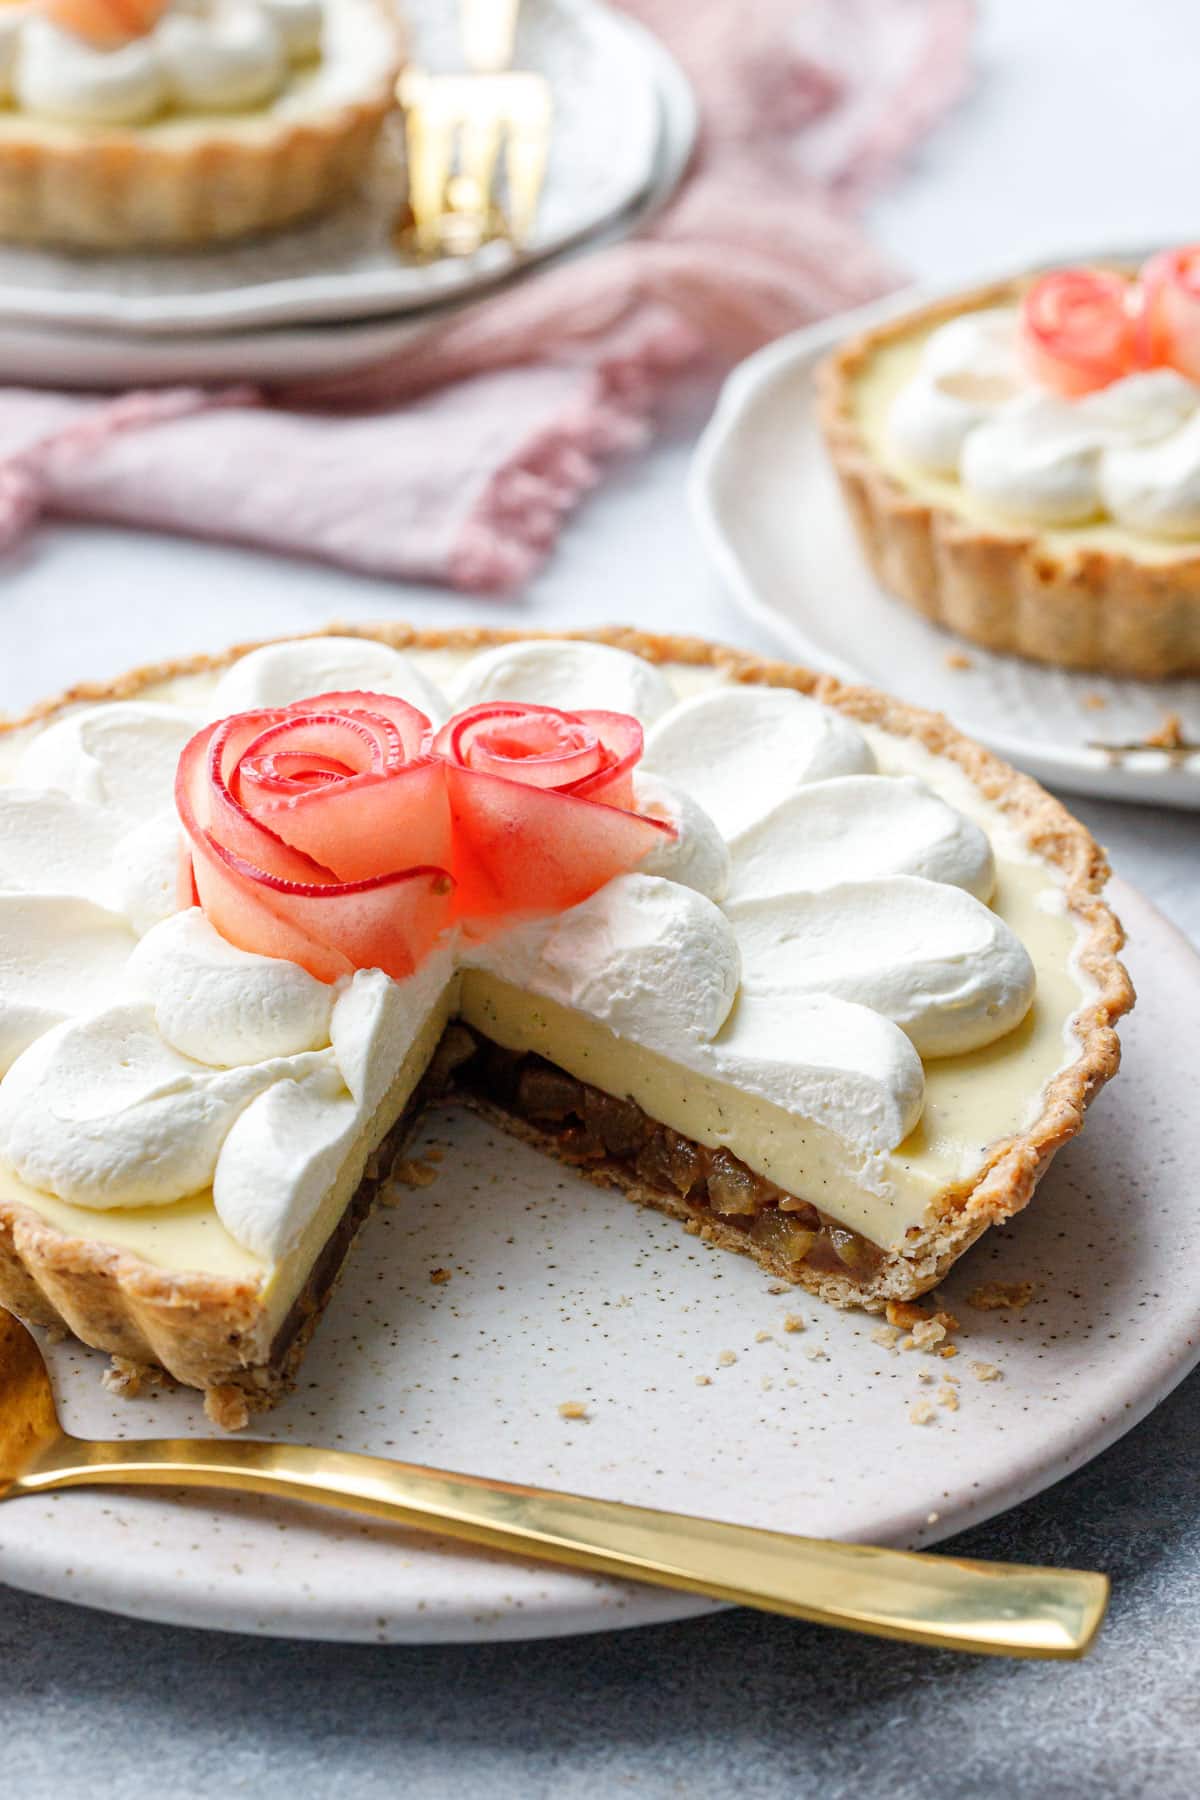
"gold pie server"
0,1311,1106,1657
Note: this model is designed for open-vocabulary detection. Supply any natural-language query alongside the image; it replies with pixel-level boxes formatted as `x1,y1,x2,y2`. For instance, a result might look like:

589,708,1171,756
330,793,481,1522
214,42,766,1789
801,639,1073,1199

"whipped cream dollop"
15,702,204,823
0,895,136,1074
0,637,1046,1258
469,874,741,1047
450,639,678,726
724,775,995,905
643,687,875,838
130,909,334,1067
0,1002,333,1207
727,876,1035,1057
210,635,448,726
3,1,324,128
888,309,1200,537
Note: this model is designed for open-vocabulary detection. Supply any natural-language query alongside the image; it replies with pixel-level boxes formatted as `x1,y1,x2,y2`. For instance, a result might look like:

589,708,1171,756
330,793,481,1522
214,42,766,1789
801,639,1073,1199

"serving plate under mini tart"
0,0,679,340
0,877,1195,1643
692,291,1200,811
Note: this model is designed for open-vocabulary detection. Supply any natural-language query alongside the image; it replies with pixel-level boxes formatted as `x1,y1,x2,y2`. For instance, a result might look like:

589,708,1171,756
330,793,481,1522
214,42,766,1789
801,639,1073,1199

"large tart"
0,0,402,248
0,626,1132,1424
819,260,1200,678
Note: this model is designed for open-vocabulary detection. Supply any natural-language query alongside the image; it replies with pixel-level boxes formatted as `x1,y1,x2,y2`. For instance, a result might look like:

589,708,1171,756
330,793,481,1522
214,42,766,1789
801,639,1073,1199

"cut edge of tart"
0,0,403,249
0,624,1134,1424
818,275,1200,679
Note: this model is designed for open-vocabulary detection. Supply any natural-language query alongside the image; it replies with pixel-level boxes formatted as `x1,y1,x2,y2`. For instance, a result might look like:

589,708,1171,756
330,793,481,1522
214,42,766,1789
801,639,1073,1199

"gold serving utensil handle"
460,0,522,72
0,1312,1107,1657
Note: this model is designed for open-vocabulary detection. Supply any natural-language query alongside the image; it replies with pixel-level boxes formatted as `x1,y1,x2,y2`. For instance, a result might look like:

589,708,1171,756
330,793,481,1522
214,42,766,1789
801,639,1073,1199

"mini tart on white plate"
0,0,403,248
0,625,1132,1427
819,260,1200,679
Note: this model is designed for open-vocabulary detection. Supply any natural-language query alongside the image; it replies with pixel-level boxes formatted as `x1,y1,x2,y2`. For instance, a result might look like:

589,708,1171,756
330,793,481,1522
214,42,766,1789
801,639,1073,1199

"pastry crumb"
204,1384,250,1432
967,1279,1036,1311
938,1345,959,1360
1081,692,1108,711
429,1267,453,1285
694,1374,712,1387
1144,710,1187,750
926,1510,940,1524
717,1349,738,1367
936,1385,960,1412
917,1370,934,1385
754,1330,774,1343
393,1158,439,1189
683,1219,702,1236
766,1282,790,1295
909,1399,937,1425
944,651,974,671
782,1314,805,1334
802,1342,827,1362
871,1325,900,1349
970,1361,1002,1382
102,1356,158,1399
557,1400,588,1420
886,1299,930,1330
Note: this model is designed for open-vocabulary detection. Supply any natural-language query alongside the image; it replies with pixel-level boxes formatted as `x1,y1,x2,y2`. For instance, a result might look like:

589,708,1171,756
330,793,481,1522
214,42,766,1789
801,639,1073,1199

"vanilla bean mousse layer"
0,628,1130,1410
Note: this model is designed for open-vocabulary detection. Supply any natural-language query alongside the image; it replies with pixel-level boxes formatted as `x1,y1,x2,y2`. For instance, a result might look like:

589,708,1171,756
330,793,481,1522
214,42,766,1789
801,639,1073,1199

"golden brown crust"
0,623,1134,1393
817,276,1200,679
0,17,402,250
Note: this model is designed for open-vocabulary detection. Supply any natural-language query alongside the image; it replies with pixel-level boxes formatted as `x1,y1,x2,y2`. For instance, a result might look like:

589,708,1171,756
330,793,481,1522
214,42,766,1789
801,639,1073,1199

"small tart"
819,274,1200,679
0,0,403,249
0,625,1133,1421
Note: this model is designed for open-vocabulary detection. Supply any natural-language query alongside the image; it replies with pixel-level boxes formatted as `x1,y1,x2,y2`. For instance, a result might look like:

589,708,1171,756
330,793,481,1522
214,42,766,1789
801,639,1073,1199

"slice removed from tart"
0,626,1132,1424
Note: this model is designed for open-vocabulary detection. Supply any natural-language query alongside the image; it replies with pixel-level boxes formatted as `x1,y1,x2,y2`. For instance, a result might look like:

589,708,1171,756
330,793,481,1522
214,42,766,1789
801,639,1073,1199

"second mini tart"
819,274,1200,679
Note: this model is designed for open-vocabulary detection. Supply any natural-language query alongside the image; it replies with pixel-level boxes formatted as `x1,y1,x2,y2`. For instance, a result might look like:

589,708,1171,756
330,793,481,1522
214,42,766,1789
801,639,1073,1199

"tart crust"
0,10,403,249
818,277,1200,679
0,624,1134,1412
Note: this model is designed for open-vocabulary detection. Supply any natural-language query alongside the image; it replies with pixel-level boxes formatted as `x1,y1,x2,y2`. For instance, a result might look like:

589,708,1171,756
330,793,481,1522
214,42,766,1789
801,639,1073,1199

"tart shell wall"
819,279,1200,680
0,624,1134,1415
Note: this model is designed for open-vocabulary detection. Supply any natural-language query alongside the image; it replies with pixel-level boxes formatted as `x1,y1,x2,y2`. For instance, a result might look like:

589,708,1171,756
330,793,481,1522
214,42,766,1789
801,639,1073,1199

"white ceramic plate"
0,0,667,337
0,880,1194,1644
691,293,1200,811
0,5,694,387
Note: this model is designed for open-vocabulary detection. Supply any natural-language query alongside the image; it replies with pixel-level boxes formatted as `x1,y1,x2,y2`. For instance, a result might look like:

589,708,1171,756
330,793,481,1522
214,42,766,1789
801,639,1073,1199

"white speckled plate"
691,284,1200,811
0,0,675,337
0,879,1196,1643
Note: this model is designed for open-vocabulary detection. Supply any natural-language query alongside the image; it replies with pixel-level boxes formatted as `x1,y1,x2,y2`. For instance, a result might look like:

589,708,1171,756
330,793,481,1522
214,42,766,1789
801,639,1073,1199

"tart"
819,255,1200,678
0,626,1132,1425
0,0,402,248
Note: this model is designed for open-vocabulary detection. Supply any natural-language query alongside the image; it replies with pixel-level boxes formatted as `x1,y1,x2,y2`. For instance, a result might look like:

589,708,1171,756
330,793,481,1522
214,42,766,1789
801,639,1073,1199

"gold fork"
0,1311,1106,1657
459,0,522,72
397,66,552,259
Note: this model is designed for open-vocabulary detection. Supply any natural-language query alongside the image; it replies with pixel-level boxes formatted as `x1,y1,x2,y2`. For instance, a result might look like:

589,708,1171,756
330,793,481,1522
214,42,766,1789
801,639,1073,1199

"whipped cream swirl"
888,308,1200,537
0,636,1042,1257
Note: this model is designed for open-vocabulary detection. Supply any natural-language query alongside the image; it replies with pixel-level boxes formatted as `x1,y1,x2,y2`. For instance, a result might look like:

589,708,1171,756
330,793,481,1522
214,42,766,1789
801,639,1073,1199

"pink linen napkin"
0,0,973,593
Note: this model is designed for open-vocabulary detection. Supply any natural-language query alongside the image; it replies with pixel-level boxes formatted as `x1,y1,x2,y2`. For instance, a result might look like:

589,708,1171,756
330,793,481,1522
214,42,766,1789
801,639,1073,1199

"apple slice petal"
1139,246,1200,381
1019,269,1138,396
444,762,672,920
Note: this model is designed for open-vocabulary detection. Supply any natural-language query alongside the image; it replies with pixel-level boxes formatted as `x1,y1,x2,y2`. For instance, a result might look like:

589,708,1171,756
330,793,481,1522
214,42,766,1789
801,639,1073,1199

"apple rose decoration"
42,0,168,49
433,701,674,921
1018,268,1140,397
1138,246,1200,382
177,692,455,984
